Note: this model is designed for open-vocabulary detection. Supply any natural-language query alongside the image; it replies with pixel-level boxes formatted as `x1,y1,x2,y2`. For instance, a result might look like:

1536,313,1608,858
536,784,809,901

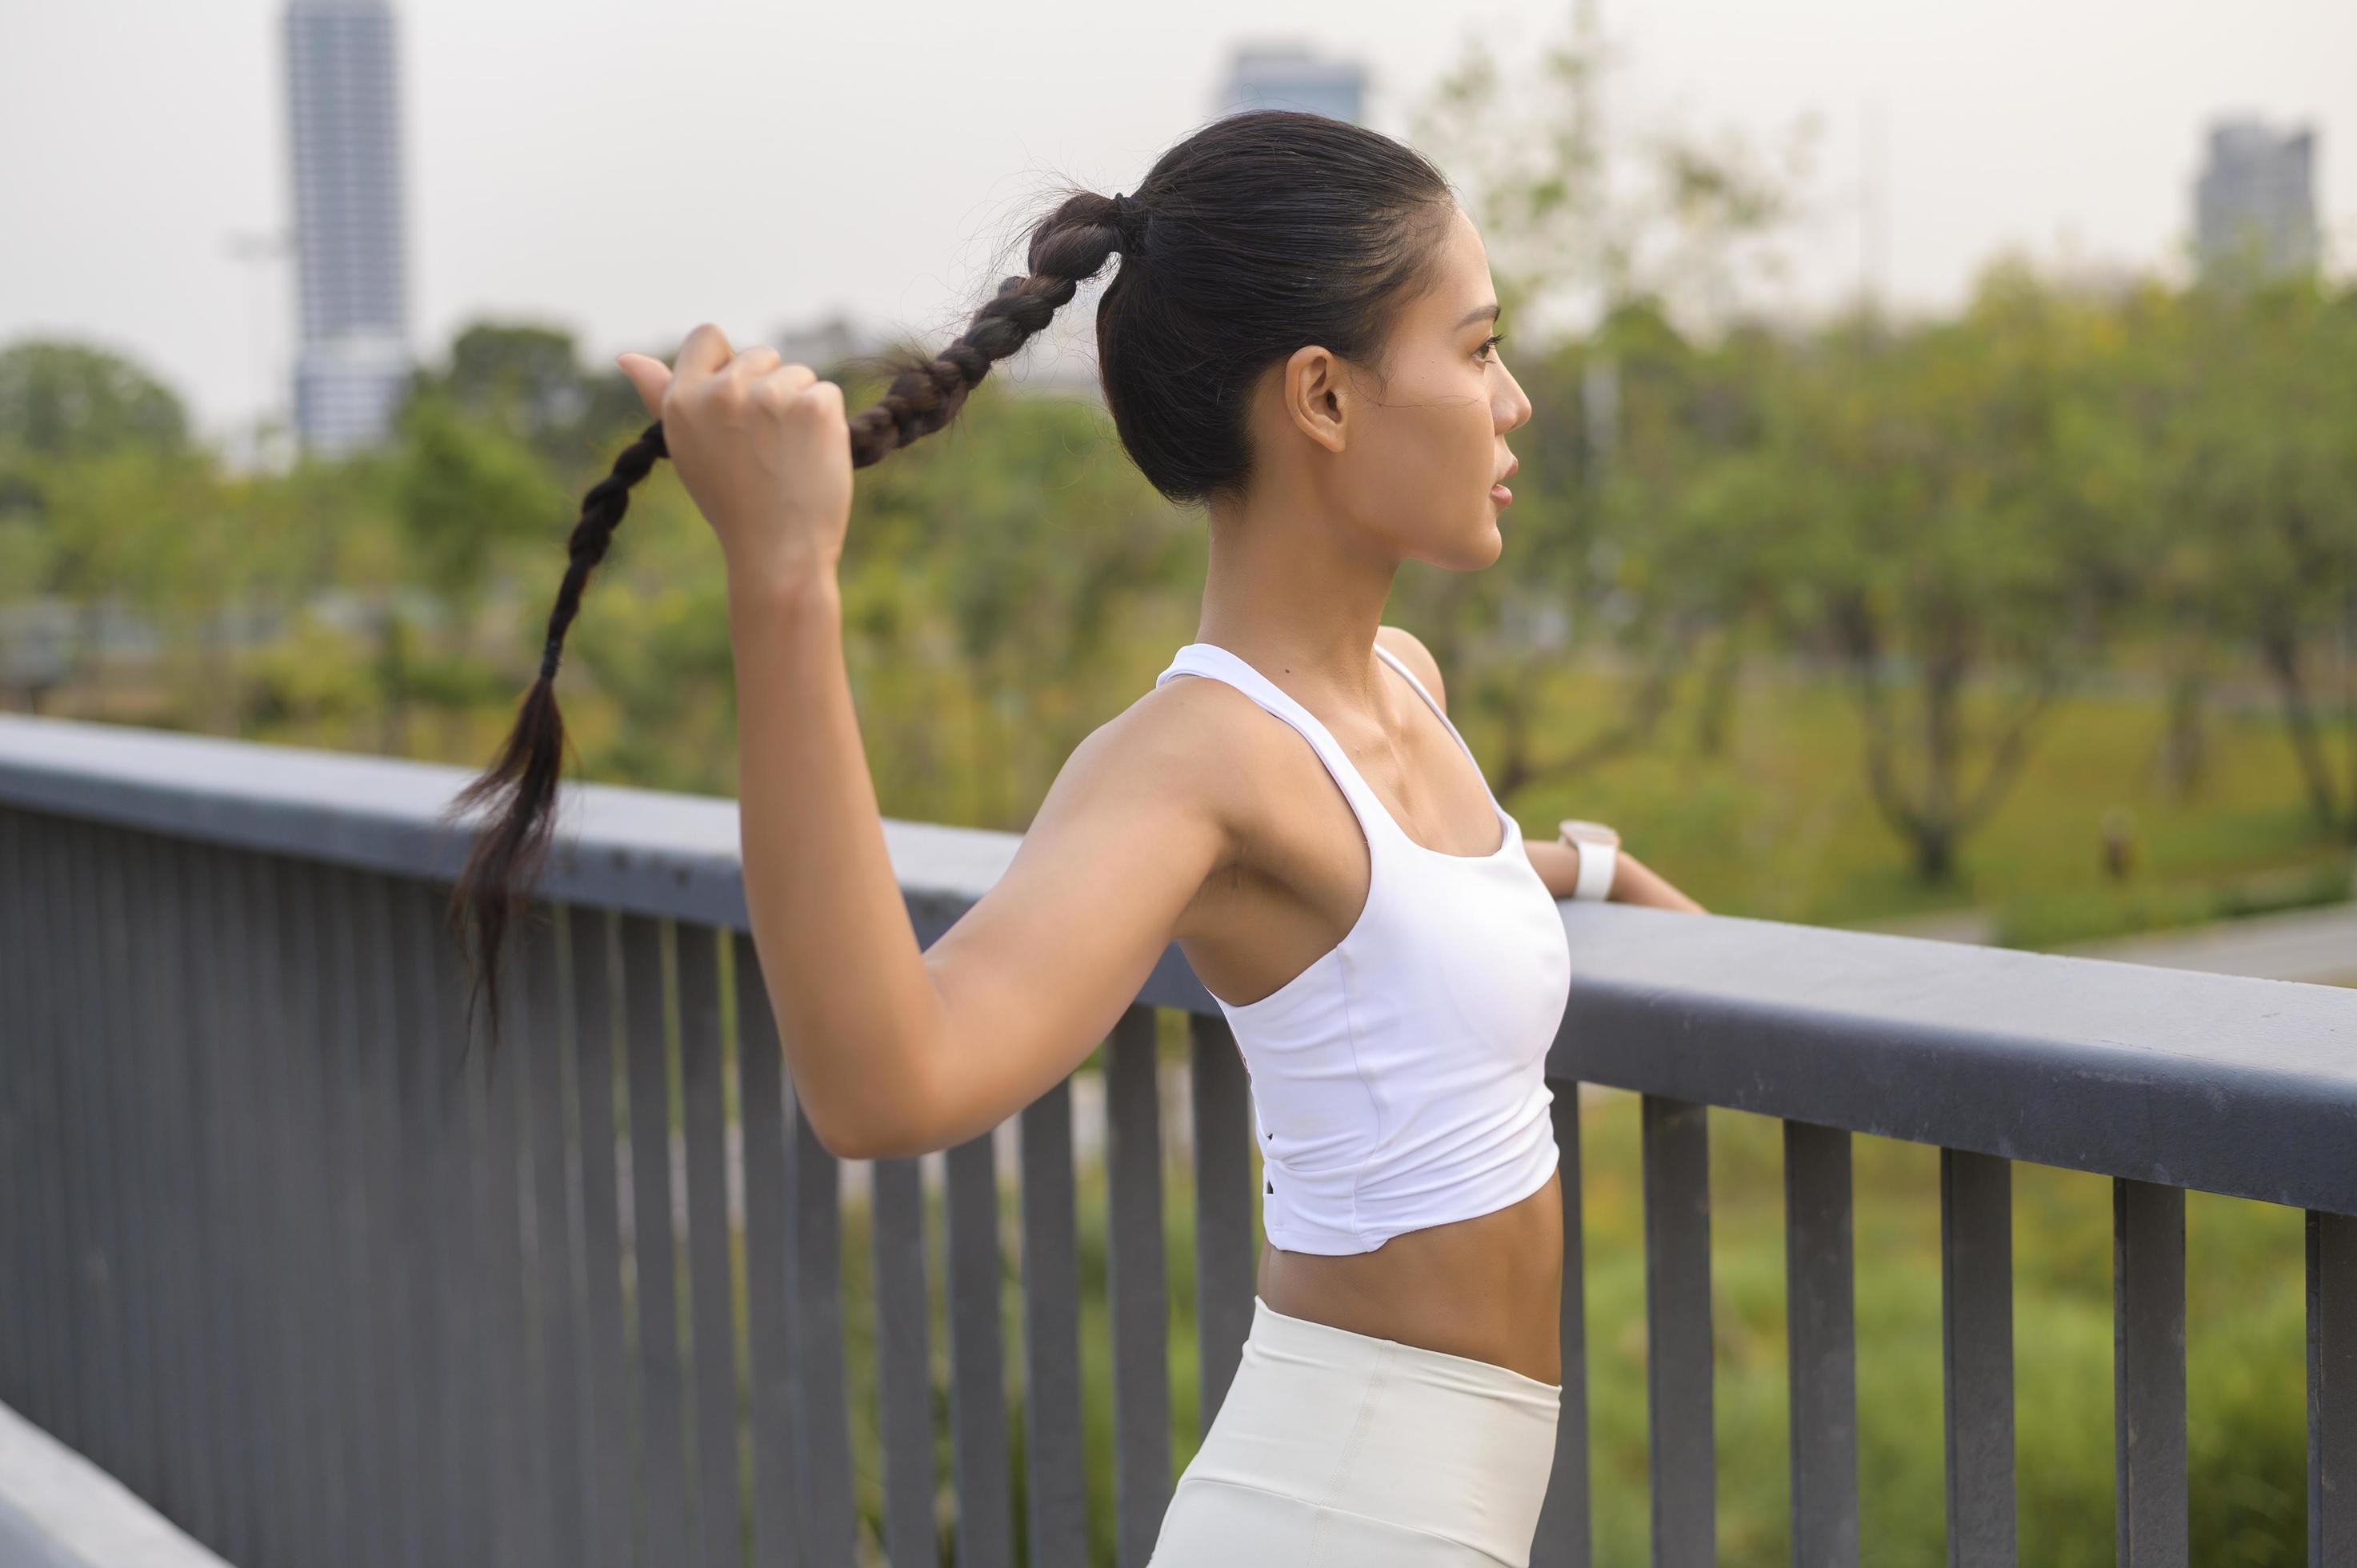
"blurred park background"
2,0,2352,1562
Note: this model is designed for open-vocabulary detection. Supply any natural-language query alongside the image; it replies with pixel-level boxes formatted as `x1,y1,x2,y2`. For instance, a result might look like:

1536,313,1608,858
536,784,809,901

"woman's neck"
1197,487,1402,706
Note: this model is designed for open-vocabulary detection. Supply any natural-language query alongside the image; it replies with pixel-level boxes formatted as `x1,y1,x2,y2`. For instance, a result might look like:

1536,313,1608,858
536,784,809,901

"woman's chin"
1447,519,1507,571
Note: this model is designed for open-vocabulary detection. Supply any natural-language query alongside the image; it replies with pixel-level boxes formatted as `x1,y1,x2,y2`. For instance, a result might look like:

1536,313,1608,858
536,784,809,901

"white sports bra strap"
1370,642,1502,812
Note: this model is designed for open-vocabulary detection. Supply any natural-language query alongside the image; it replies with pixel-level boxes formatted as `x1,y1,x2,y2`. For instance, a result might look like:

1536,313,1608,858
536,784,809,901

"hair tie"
1110,190,1149,253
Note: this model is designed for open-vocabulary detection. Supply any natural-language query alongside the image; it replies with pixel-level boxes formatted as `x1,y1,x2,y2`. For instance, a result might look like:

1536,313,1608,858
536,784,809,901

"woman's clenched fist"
618,322,853,589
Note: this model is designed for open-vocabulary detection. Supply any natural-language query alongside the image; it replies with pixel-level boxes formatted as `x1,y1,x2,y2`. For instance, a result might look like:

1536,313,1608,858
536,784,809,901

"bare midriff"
1254,1166,1566,1386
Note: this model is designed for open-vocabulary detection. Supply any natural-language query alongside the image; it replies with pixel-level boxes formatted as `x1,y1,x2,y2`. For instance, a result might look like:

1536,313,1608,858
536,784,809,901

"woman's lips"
1490,482,1512,506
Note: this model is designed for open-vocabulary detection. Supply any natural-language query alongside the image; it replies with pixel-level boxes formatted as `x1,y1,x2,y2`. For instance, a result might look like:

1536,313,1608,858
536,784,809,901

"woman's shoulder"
1114,661,1287,792
1096,658,1330,848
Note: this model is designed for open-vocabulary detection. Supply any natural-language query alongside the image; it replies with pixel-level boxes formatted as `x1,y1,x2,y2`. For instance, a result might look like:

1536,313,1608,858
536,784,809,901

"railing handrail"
5,711,2351,1214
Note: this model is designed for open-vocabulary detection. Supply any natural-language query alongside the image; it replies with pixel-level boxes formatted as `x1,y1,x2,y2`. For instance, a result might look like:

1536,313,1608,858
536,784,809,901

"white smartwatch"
1557,819,1621,902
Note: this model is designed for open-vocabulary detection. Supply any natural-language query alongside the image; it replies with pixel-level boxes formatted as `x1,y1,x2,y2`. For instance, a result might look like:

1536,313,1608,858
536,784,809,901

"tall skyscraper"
283,0,412,456
1215,44,1368,126
2192,117,2319,286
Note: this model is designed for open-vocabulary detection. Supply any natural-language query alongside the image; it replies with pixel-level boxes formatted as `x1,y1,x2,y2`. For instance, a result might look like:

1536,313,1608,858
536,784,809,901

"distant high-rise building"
2193,117,2319,286
1215,43,1367,126
283,0,412,456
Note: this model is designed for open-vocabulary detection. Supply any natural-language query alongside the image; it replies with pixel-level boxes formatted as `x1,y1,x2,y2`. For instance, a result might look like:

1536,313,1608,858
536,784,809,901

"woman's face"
1263,202,1532,571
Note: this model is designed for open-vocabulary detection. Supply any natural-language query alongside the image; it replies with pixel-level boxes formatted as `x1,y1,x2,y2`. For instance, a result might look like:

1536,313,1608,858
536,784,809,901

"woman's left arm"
1522,838,1707,913
1368,623,1707,915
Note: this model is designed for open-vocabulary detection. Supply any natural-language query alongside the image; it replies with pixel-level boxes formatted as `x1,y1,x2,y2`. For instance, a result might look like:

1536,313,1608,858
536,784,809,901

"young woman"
453,107,1703,1566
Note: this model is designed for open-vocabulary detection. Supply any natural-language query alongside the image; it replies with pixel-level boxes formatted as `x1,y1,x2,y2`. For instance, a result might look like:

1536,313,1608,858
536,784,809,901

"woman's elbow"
801,1066,938,1162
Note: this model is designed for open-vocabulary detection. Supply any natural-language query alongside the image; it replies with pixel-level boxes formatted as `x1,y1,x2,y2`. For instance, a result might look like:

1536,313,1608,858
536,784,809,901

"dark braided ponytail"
446,107,1463,1060
442,184,1146,1054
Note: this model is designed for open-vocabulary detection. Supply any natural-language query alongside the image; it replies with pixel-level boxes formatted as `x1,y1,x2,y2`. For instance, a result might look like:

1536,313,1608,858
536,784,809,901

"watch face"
1559,818,1619,847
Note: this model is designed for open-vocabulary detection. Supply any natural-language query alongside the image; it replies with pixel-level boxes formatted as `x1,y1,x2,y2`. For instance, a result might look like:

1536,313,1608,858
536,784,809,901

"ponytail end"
443,671,569,1058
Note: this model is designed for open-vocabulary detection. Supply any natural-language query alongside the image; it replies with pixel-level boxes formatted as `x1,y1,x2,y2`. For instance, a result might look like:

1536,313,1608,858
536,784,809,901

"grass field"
1483,657,2352,942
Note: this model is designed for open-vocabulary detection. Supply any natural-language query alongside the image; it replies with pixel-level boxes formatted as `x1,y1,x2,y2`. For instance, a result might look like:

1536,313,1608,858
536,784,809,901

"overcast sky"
2,0,2347,450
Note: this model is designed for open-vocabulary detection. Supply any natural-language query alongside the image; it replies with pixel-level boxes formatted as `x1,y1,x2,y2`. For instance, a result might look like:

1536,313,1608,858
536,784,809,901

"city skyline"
2,0,2348,455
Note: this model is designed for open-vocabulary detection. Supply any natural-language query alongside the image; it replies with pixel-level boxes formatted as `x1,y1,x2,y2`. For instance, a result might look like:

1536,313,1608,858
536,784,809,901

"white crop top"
1154,640,1574,1254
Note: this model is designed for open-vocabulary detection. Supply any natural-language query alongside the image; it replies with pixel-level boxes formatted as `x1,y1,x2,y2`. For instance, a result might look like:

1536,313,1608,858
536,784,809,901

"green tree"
0,338,189,458
1780,260,2139,882
2148,278,2357,838
1396,0,1823,802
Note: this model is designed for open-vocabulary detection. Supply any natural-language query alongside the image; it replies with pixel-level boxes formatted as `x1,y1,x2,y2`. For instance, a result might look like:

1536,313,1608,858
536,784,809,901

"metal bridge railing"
1,711,2351,1567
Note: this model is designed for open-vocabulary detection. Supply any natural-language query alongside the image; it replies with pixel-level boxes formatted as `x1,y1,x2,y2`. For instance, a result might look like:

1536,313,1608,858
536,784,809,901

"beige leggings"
1148,1295,1563,1567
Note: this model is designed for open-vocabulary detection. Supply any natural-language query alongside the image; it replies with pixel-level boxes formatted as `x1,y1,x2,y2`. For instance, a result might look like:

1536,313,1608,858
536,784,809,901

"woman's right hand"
618,322,854,591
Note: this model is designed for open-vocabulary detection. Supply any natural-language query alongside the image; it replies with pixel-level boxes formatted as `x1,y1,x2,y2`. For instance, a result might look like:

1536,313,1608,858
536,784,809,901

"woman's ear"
1279,344,1350,457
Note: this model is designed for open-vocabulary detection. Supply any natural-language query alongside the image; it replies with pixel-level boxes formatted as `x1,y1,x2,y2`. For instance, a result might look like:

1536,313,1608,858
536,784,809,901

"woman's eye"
1476,333,1506,363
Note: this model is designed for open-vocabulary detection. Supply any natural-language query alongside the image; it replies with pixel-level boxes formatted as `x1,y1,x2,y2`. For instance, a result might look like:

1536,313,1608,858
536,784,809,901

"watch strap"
1571,836,1618,902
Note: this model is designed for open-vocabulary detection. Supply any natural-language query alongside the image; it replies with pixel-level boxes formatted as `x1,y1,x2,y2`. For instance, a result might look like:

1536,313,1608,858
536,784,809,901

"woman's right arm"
724,564,1230,1161
622,326,1230,1162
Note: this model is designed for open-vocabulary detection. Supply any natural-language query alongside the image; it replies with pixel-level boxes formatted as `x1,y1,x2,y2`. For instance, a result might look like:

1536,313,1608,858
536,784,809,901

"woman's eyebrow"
1455,302,1501,330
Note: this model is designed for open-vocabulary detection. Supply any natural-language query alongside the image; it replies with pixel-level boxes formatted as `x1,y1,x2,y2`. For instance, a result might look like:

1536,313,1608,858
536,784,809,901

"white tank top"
1154,639,1573,1254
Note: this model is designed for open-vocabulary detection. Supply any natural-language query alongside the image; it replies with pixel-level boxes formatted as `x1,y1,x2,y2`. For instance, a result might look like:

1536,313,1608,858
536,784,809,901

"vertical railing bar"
0,810,18,1400
785,1086,858,1566
621,911,692,1562
0,811,30,1414
1106,1005,1171,1567
224,842,290,1558
291,857,377,1568
39,815,89,1460
407,876,494,1562
730,930,806,1568
522,902,590,1568
41,814,85,1456
66,822,129,1483
472,900,546,1568
1641,1094,1715,1568
2311,1209,2356,1568
258,846,337,1565
56,818,118,1470
88,823,164,1502
1187,1013,1255,1434
186,838,262,1564
28,814,78,1452
280,855,348,1562
946,1127,1015,1568
568,905,636,1568
345,864,408,1566
42,817,90,1461
20,813,64,1442
325,861,407,1568
360,867,425,1564
1532,1078,1591,1568
151,834,225,1550
0,811,35,1415
1786,1119,1861,1568
2114,1178,2188,1567
427,878,504,1562
1018,1074,1088,1568
130,827,199,1526
278,847,342,1563
870,1154,938,1568
1940,1147,2018,1567
227,845,290,1555
372,867,450,1566
17,813,73,1445
0,806,62,1424
122,828,178,1503
677,922,745,1568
